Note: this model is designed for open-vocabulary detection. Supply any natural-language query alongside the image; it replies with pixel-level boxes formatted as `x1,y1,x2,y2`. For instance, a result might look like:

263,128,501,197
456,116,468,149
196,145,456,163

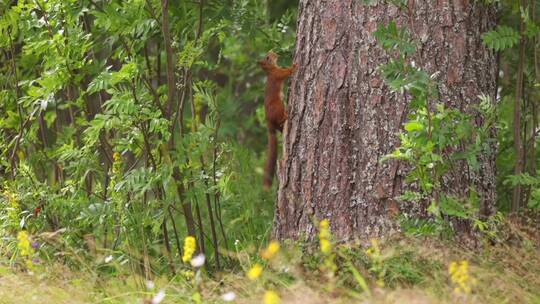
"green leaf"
404,121,424,132
482,25,520,51
438,196,469,219
347,262,371,296
373,21,416,55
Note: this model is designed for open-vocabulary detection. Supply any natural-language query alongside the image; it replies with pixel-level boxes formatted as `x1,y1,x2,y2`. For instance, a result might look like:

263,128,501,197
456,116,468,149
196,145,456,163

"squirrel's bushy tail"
263,131,278,190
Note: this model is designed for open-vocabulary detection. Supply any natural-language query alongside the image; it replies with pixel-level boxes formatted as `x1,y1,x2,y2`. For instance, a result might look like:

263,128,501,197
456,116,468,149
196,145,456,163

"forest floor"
0,221,539,304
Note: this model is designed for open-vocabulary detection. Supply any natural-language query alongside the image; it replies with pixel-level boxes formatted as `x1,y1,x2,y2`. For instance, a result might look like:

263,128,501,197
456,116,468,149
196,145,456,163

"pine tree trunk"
274,0,498,241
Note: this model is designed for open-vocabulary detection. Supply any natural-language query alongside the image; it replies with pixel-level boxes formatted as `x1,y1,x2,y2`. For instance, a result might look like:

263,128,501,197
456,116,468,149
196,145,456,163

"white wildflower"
151,290,166,304
190,254,206,268
222,291,236,302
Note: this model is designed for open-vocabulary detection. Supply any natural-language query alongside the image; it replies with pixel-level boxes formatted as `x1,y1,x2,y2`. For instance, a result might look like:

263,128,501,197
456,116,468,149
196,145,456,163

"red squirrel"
258,52,296,190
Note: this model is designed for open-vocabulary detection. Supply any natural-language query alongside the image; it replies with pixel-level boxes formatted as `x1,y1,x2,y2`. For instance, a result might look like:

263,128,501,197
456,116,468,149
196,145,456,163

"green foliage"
382,250,442,287
375,22,498,237
504,173,540,209
486,1,540,213
338,240,443,291
482,25,521,51
399,216,443,237
373,21,416,56
0,0,296,275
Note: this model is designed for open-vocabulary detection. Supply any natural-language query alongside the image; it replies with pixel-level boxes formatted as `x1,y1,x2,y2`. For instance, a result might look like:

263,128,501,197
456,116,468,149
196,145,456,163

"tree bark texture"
274,0,498,241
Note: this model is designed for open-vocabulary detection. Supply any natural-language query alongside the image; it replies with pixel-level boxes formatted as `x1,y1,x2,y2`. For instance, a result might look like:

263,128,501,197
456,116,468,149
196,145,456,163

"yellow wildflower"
320,239,331,255
318,219,332,254
448,260,475,294
112,152,122,175
180,270,194,280
17,231,32,256
317,219,337,276
25,259,34,270
319,219,330,230
261,240,280,260
247,263,263,280
263,290,280,304
365,238,384,287
17,231,34,270
365,238,380,258
319,229,330,240
319,220,330,238
182,236,196,263
3,189,20,228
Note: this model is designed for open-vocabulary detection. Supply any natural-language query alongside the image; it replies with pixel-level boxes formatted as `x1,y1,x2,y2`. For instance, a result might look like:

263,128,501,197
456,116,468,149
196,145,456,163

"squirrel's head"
258,52,278,70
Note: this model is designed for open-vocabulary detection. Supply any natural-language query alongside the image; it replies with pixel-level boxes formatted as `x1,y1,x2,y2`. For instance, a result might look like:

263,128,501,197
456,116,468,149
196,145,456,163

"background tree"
0,0,298,274
274,0,498,241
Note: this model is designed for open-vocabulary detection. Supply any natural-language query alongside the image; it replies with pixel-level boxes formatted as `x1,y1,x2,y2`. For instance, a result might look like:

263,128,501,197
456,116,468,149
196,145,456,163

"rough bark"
274,0,498,241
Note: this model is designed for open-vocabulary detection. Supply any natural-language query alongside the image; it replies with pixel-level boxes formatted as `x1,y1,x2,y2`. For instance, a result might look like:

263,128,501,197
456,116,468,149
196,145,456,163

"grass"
1,221,539,304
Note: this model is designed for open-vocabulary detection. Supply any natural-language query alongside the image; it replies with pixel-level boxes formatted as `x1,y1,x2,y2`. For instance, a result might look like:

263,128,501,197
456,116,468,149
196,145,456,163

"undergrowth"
1,218,538,304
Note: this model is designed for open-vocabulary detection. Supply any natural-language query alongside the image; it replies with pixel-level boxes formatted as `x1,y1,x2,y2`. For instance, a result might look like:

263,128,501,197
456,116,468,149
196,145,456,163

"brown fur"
258,52,296,190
